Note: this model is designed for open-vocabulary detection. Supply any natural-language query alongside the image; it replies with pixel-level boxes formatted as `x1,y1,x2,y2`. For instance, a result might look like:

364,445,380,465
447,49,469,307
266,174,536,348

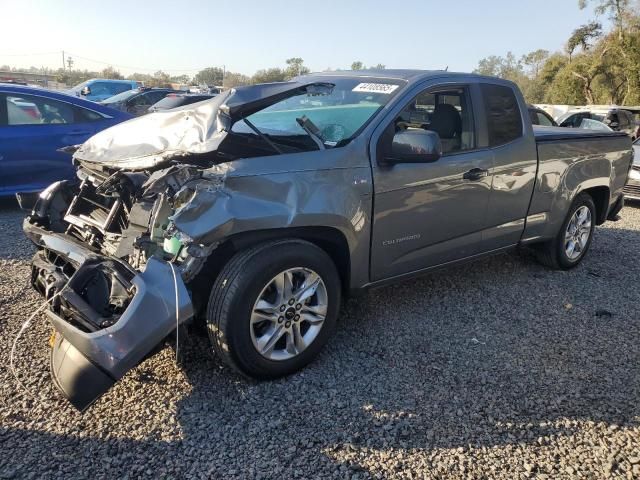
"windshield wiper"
296,115,326,150
242,117,284,154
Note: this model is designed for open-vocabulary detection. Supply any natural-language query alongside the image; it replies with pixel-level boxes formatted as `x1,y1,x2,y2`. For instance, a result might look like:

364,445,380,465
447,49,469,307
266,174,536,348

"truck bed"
533,125,629,142
522,125,632,245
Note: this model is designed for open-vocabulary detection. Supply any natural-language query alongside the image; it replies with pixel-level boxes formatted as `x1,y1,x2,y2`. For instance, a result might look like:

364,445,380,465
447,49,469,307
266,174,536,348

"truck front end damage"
23,164,220,410
22,79,363,409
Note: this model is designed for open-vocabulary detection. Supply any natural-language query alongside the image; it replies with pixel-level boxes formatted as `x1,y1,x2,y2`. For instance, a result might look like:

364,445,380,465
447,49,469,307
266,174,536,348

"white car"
557,106,638,139
624,137,640,201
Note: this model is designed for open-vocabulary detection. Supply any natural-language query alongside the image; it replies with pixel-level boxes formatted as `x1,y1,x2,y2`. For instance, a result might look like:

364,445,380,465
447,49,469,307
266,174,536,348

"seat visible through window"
397,88,474,154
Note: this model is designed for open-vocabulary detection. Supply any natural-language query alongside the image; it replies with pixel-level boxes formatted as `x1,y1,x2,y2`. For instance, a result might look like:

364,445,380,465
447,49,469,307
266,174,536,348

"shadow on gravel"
0,198,35,260
2,213,639,478
167,223,640,476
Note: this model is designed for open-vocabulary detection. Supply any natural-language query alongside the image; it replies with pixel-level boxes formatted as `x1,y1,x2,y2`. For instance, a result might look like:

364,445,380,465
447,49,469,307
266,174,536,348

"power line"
1,50,228,76
65,52,215,73
0,51,60,57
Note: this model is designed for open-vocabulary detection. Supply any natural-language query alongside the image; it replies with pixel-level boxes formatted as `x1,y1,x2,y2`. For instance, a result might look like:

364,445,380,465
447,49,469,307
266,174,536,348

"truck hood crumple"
73,81,335,170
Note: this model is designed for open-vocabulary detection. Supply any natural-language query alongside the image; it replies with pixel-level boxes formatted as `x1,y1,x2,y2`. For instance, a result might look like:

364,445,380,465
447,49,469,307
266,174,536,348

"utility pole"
62,50,65,70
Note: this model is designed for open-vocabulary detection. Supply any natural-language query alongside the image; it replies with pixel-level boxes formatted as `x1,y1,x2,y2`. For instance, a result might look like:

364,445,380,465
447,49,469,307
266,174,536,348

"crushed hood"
73,81,334,170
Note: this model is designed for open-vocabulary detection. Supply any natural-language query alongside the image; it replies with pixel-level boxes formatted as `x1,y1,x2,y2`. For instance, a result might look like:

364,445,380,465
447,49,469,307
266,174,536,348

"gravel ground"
1,197,639,479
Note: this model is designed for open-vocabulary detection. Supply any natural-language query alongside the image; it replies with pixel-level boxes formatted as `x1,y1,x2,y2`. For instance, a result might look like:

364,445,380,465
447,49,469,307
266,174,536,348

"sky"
0,0,609,76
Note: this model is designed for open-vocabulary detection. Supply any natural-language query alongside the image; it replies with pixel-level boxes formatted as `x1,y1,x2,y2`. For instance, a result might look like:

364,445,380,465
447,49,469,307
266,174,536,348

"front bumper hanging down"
26,222,193,411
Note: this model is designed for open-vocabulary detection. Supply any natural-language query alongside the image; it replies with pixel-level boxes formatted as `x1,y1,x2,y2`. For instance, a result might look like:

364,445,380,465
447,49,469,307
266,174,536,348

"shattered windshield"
232,78,405,147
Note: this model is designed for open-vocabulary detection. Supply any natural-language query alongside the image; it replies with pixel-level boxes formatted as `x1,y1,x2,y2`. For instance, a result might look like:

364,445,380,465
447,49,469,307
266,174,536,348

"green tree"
55,68,95,87
475,55,503,77
545,65,588,104
351,61,364,70
223,71,250,88
251,68,286,84
194,67,225,86
579,0,630,39
567,22,602,59
170,74,191,85
475,52,525,80
127,72,155,86
284,57,310,79
522,49,549,76
151,70,171,87
100,66,123,80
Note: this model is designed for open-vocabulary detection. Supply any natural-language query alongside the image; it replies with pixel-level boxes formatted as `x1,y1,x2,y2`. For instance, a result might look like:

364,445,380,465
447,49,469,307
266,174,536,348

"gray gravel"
1,197,639,479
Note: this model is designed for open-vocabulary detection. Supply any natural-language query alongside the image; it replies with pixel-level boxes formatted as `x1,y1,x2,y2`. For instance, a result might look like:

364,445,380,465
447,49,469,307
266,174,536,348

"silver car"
625,137,640,201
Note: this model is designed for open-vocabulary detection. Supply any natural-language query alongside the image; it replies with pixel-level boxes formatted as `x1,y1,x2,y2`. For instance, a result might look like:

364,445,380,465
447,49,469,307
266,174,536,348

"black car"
100,88,182,116
528,105,557,127
148,93,216,113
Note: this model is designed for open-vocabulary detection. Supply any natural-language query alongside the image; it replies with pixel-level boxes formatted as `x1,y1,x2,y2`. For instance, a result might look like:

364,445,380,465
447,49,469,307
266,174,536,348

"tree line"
1,58,385,90
474,0,640,105
12,1,635,105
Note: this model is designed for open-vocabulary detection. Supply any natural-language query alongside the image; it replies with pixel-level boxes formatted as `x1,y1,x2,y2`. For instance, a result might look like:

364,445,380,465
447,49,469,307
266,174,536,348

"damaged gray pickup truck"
23,70,633,410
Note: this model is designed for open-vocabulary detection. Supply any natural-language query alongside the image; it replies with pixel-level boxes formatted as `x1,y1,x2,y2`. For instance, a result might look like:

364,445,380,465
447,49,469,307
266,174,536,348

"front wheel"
535,192,596,269
206,239,341,379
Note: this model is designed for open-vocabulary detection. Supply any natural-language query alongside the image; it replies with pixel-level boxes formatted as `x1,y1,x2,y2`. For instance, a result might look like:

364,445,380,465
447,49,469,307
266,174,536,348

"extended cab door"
369,81,494,281
476,82,538,249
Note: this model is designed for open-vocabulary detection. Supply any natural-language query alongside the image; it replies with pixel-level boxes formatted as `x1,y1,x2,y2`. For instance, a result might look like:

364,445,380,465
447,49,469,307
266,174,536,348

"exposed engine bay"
28,161,225,327
23,160,227,410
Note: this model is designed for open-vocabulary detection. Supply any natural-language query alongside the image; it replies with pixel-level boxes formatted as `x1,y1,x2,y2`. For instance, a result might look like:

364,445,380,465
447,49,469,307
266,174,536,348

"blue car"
0,84,133,197
66,78,141,102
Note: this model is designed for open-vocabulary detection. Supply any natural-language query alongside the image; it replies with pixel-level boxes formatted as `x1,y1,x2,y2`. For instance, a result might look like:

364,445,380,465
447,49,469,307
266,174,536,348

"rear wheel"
206,239,341,379
535,193,596,269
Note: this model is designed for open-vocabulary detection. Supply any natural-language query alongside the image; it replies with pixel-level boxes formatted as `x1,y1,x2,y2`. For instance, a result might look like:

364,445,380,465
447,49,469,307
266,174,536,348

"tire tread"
206,239,335,378
534,192,595,270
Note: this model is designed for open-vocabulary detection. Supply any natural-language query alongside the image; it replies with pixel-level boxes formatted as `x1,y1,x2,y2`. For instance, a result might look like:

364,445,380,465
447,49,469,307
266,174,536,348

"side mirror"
80,86,91,96
385,129,442,163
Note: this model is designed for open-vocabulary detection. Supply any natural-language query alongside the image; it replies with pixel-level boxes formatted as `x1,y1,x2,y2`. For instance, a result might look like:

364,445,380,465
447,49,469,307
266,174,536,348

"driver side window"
396,86,475,154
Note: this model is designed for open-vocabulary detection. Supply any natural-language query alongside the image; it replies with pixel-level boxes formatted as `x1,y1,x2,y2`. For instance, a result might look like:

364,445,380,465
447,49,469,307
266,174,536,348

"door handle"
463,168,489,181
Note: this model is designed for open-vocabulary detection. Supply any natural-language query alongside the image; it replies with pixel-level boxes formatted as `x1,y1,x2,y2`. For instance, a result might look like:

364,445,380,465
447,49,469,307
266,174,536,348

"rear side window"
74,106,103,122
145,91,170,105
3,94,102,125
561,113,588,128
6,94,74,125
151,95,184,110
535,111,554,126
480,84,522,147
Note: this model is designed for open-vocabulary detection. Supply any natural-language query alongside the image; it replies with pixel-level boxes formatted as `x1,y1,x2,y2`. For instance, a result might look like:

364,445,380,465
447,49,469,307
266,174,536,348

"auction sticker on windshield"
352,83,399,94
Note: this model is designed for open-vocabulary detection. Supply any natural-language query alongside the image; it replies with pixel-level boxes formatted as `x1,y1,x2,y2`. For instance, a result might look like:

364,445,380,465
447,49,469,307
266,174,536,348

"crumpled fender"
169,150,373,289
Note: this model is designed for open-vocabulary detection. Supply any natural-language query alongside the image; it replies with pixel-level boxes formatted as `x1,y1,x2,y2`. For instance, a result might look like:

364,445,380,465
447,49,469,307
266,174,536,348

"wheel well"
188,227,352,318
581,186,610,225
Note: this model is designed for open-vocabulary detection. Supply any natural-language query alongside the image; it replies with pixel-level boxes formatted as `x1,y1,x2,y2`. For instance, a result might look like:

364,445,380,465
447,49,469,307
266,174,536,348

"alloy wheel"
564,205,592,260
250,268,328,361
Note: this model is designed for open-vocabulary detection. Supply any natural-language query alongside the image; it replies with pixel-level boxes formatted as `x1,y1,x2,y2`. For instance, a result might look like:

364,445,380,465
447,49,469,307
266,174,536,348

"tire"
206,239,341,379
535,192,596,269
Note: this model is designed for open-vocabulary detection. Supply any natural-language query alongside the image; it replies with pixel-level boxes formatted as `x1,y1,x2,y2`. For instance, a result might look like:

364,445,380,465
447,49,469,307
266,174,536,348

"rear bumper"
623,178,640,201
24,219,193,411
